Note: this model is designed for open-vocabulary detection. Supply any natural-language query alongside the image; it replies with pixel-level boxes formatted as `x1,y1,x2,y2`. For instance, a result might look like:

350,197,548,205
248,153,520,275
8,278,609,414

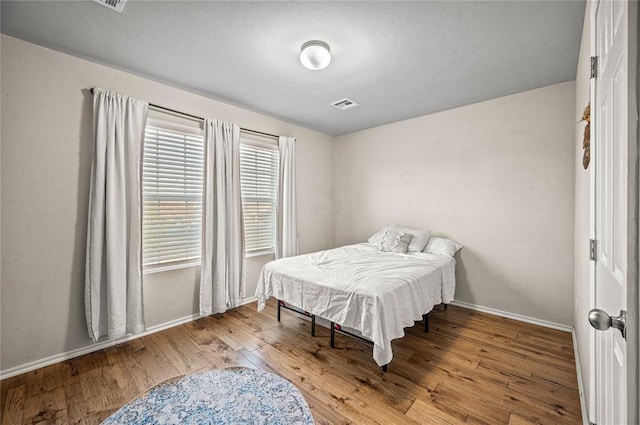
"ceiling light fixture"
300,40,331,71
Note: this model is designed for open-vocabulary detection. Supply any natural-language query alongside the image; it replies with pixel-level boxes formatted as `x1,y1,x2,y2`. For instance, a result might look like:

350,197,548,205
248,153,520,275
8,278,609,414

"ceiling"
1,0,585,136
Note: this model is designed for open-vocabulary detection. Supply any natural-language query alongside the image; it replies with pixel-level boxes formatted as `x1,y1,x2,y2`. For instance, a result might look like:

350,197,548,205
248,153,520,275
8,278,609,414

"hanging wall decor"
579,103,591,169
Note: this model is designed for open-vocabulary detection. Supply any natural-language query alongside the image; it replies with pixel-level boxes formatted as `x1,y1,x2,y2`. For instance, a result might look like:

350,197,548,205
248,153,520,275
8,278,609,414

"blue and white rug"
102,367,314,424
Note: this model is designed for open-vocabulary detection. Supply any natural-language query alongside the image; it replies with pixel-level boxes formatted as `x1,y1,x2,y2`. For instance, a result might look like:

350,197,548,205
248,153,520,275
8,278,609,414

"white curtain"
85,88,148,342
200,119,245,315
276,136,298,259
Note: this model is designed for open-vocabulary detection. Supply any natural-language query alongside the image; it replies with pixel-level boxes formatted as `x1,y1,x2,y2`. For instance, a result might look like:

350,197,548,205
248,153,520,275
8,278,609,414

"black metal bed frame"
276,299,442,372
276,300,317,336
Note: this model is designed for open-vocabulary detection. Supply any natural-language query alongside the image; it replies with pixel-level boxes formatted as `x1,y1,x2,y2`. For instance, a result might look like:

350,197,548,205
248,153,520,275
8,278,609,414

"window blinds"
143,122,204,267
240,140,279,254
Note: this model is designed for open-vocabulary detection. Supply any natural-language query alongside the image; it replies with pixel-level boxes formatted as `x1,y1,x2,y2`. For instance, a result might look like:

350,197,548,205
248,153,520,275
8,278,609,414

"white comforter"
255,243,456,366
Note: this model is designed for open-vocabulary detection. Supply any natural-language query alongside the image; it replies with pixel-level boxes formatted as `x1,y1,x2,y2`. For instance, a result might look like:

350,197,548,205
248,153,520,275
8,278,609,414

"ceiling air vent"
330,98,360,111
94,0,126,13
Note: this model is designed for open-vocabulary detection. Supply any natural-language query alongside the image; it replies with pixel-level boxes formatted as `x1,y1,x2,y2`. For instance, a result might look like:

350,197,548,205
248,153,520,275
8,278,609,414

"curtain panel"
200,119,246,315
276,136,298,259
85,88,148,342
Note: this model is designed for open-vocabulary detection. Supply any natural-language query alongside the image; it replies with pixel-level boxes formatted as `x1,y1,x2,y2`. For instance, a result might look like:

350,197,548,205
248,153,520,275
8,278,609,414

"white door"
591,1,628,424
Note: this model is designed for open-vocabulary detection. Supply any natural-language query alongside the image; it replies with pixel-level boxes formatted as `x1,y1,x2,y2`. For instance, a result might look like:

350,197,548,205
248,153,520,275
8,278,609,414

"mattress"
255,243,456,366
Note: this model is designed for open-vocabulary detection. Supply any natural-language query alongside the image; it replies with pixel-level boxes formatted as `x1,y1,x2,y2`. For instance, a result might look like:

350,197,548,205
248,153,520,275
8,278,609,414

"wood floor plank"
201,316,247,351
1,385,25,425
145,328,208,375
63,395,87,425
406,397,465,424
295,386,352,425
1,376,26,416
116,337,179,394
431,382,511,424
430,311,520,340
21,387,68,425
507,375,581,415
214,314,268,352
0,300,582,424
253,334,415,425
430,321,577,375
264,334,422,422
440,306,568,340
231,343,353,424
24,364,63,400
508,413,540,425
251,346,376,424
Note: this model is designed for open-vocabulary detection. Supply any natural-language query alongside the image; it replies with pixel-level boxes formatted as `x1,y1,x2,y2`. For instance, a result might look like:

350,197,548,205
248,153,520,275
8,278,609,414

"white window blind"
143,118,204,268
240,134,279,254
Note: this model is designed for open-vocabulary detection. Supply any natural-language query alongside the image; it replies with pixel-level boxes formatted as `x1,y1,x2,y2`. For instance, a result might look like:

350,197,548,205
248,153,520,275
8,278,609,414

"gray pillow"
373,230,413,254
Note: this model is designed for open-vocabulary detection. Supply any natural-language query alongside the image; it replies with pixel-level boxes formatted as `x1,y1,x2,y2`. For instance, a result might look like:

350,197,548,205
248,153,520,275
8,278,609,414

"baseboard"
449,300,573,332
0,297,258,381
572,328,591,425
240,296,257,306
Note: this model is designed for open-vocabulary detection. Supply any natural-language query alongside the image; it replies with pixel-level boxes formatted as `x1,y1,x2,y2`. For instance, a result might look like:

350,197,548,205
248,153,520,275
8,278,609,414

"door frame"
588,1,639,423
627,2,638,423
629,2,639,423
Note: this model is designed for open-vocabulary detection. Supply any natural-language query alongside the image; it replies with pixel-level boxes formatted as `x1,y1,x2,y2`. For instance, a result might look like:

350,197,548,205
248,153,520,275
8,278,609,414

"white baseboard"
0,297,258,381
449,300,573,332
572,328,591,425
240,296,257,306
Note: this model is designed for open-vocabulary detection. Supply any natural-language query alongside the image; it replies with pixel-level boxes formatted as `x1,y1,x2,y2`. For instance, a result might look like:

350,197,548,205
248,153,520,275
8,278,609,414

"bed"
255,242,456,369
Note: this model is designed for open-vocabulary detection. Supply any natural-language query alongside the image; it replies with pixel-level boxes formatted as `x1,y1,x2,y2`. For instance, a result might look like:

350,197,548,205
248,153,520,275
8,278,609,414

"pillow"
423,237,463,257
386,226,431,252
372,230,413,254
367,228,386,246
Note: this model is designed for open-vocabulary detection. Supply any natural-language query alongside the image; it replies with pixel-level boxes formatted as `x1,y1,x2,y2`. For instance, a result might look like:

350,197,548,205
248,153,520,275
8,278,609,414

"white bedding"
255,243,456,366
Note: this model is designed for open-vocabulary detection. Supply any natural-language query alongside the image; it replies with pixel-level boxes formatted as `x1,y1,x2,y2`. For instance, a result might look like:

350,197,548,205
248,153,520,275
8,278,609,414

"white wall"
573,3,592,418
0,35,335,372
335,82,576,326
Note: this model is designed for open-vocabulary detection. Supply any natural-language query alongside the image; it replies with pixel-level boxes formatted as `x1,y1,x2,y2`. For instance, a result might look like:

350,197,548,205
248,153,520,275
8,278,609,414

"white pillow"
385,226,431,252
367,228,385,246
372,230,413,254
423,237,463,257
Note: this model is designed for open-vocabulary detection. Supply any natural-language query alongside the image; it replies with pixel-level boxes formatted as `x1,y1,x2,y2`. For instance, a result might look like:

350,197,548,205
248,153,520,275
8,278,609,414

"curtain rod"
89,88,279,139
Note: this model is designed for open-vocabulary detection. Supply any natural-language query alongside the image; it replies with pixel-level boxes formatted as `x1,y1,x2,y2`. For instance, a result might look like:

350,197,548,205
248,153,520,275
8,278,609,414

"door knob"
589,308,627,339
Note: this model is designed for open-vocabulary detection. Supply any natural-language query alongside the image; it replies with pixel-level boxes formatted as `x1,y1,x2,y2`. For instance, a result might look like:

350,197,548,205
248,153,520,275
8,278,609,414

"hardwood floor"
1,300,582,424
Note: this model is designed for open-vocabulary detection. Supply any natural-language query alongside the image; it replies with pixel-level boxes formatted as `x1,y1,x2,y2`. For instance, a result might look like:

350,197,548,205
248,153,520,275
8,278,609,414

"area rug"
102,367,314,424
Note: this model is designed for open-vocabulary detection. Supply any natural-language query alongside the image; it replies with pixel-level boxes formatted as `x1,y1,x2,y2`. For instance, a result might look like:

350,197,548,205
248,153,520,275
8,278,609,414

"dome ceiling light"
299,40,331,71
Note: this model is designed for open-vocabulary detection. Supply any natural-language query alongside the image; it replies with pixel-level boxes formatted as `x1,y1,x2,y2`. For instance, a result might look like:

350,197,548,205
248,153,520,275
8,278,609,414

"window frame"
239,132,280,258
142,112,205,274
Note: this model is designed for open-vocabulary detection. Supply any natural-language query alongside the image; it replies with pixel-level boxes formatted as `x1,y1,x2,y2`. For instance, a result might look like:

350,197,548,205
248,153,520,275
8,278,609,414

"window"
142,115,204,270
240,133,279,255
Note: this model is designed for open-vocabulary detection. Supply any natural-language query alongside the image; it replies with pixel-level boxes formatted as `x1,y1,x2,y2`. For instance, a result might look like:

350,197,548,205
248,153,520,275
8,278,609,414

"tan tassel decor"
579,103,591,169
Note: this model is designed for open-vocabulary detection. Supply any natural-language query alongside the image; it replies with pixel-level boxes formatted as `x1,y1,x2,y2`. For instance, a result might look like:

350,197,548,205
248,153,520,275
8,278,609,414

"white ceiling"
1,0,585,136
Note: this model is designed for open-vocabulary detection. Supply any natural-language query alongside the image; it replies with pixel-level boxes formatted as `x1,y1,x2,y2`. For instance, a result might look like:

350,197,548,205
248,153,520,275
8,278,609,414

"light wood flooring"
1,300,582,424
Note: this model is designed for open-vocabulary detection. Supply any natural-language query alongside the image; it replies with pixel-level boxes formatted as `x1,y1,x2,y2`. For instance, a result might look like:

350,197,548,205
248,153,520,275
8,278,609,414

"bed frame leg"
382,364,388,373
330,322,335,348
423,313,429,333
444,303,448,311
277,300,281,322
311,315,316,337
